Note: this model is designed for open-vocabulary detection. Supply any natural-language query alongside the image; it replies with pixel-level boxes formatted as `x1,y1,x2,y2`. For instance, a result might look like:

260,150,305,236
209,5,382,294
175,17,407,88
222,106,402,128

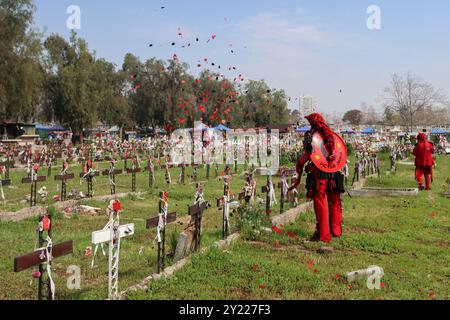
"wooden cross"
146,192,177,273
214,162,219,178
161,163,173,185
46,151,55,177
127,167,141,193
80,163,99,198
145,159,155,188
22,166,47,207
206,163,210,180
277,170,293,214
216,176,239,239
54,173,75,201
91,200,134,300
121,154,131,171
188,201,210,252
261,176,276,215
13,213,73,300
102,167,123,195
352,161,361,186
191,164,198,183
178,164,186,185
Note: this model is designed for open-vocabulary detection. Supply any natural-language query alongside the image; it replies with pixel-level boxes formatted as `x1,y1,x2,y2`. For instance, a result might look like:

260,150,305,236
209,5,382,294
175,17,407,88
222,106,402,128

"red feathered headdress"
305,113,335,159
417,133,427,142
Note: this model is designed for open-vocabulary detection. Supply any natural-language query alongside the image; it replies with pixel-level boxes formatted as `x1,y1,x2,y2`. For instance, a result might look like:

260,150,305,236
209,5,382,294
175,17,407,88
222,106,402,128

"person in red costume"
413,133,435,190
288,113,345,243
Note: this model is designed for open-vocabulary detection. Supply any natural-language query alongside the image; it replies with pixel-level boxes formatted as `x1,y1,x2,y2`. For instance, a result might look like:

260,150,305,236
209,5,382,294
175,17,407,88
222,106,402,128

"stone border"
349,188,419,197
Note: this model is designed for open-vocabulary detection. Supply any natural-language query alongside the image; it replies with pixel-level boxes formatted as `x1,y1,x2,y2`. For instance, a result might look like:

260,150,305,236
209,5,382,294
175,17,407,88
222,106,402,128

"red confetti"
259,284,265,289
287,231,297,239
335,273,341,280
428,290,436,300
380,282,385,288
307,259,314,271
273,226,284,234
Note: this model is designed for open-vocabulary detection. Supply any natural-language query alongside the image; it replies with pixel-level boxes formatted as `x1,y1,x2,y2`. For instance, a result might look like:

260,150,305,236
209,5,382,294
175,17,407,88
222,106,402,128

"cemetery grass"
0,163,288,300
126,154,450,300
1,154,449,300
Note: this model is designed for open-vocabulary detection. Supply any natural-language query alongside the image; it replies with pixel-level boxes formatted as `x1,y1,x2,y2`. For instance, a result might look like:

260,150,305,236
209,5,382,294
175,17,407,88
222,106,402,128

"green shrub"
236,206,265,241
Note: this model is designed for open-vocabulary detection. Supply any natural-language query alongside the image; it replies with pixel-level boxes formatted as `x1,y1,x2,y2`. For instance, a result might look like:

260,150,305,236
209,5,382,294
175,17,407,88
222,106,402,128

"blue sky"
33,0,450,115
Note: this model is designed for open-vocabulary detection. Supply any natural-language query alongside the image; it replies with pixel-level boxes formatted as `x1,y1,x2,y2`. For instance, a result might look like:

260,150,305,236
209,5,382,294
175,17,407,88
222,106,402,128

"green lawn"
1,153,449,300
127,153,450,300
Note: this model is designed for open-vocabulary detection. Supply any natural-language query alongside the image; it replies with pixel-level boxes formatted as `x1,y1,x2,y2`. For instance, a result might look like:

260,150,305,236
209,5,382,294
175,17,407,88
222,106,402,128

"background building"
299,95,318,121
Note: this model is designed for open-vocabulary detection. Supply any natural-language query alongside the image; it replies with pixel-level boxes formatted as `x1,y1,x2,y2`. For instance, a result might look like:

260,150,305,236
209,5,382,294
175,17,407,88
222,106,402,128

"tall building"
299,95,317,120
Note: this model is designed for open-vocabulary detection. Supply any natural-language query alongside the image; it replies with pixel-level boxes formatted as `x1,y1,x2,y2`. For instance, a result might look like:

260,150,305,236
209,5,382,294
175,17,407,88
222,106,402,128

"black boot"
310,224,320,242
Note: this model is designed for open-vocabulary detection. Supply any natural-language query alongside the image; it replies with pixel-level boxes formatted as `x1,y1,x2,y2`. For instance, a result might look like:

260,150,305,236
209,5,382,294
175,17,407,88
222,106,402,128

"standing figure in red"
289,113,346,243
413,133,435,190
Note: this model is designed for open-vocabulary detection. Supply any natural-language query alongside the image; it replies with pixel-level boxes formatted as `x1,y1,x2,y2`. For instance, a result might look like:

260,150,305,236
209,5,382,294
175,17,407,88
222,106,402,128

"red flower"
112,200,121,212
42,215,51,231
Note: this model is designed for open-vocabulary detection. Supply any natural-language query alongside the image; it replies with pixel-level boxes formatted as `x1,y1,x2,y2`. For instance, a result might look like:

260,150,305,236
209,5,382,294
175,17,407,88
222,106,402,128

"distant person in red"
289,113,345,243
413,133,435,190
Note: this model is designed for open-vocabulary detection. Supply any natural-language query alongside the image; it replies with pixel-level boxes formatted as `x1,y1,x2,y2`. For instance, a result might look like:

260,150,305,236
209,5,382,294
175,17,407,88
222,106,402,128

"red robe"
292,145,342,243
413,133,435,190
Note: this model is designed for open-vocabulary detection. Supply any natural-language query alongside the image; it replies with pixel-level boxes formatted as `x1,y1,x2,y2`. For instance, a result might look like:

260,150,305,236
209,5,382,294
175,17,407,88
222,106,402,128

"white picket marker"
90,200,134,300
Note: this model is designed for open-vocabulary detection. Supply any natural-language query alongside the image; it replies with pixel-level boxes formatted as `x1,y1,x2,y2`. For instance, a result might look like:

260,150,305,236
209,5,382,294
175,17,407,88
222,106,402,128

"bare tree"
384,72,448,129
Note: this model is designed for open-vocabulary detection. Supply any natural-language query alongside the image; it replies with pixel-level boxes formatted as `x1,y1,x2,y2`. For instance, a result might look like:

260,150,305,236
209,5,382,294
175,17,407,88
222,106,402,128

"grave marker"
188,201,210,252
13,213,73,300
216,175,239,239
91,200,134,300
261,175,277,215
178,164,186,185
126,160,141,193
146,192,177,273
54,162,74,201
102,160,123,195
80,161,99,197
22,164,47,207
145,158,155,188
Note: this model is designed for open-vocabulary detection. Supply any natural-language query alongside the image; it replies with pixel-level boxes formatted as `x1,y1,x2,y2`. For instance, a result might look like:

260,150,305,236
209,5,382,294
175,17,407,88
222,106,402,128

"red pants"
313,179,343,243
415,166,432,190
